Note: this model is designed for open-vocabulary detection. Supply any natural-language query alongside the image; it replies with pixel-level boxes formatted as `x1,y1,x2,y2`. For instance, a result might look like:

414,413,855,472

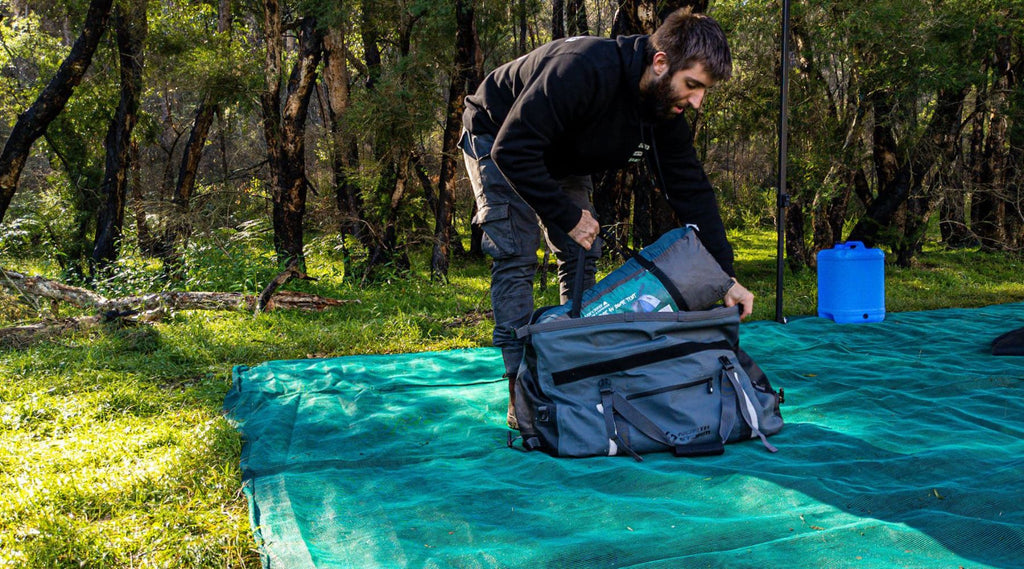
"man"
461,8,755,429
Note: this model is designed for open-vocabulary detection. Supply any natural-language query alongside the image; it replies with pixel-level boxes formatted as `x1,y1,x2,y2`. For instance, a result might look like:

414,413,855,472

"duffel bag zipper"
625,376,714,400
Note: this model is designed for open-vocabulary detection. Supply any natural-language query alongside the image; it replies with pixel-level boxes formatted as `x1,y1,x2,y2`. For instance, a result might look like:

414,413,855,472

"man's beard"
640,72,679,121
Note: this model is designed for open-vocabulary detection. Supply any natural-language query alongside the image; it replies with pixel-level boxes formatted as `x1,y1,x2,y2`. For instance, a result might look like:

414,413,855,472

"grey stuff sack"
512,306,784,460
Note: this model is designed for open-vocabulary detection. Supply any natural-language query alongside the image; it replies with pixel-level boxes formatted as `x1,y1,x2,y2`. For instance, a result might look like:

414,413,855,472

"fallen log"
0,267,358,347
0,315,102,348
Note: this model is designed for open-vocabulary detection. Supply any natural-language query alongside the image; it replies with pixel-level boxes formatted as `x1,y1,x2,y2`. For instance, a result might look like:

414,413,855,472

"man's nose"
689,89,706,110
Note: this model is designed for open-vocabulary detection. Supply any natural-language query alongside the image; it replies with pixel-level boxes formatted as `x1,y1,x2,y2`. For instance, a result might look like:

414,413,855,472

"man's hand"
724,278,754,320
568,209,600,250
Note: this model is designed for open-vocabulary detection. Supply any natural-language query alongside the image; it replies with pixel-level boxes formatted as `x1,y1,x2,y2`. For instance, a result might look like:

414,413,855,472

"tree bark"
161,0,230,270
786,199,809,273
272,17,323,270
322,24,365,251
611,0,703,37
431,0,477,280
0,0,113,224
566,0,589,36
92,0,148,271
552,0,565,40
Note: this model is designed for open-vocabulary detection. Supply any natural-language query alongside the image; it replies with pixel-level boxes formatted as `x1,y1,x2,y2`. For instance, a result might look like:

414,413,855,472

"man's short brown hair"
649,8,732,82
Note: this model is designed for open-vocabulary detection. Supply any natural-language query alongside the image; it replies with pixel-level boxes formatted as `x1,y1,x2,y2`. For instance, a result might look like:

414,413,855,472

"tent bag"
512,305,783,460
536,227,734,323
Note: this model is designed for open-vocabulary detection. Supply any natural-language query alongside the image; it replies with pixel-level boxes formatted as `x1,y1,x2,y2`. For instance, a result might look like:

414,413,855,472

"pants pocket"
473,202,518,259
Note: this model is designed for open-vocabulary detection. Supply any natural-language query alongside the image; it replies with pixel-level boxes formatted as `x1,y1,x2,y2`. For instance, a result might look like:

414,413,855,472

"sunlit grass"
1,228,1023,567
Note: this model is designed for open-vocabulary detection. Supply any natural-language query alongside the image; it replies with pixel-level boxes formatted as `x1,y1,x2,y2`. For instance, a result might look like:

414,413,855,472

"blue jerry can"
816,241,885,323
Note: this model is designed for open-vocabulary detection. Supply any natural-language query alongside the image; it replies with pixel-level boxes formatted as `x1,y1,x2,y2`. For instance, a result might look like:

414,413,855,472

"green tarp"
224,304,1024,568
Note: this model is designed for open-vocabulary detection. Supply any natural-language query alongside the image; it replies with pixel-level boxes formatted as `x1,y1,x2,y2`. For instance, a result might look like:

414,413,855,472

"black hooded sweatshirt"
463,34,735,277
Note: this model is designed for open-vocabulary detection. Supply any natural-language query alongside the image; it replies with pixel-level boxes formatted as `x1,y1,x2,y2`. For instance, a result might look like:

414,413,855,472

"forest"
1,2,1023,566
0,0,1021,291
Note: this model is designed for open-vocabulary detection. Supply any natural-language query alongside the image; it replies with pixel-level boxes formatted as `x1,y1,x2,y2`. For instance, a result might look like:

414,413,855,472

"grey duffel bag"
510,230,784,459
512,306,783,459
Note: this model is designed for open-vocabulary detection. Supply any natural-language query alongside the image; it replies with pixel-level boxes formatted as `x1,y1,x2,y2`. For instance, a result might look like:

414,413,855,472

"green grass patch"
1,228,1022,567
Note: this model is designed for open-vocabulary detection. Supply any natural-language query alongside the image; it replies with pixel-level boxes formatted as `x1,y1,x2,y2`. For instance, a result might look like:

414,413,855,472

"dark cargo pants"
461,131,602,377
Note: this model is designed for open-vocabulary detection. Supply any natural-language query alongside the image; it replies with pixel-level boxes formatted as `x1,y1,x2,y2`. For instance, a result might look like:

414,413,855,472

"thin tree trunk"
785,195,808,272
365,157,412,281
0,0,113,223
162,0,231,270
552,0,565,40
322,25,364,251
260,0,284,216
432,0,476,280
566,0,589,36
92,0,147,271
272,17,324,270
518,0,527,54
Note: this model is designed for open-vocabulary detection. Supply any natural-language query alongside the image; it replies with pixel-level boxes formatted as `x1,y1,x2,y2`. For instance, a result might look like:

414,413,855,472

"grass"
1,228,1022,568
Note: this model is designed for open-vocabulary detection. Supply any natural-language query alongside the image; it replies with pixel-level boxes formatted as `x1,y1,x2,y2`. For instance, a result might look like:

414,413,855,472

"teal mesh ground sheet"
224,303,1024,568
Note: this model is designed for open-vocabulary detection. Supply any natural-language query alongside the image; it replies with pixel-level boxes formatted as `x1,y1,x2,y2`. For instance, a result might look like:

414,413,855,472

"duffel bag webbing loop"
719,357,778,453
599,379,644,461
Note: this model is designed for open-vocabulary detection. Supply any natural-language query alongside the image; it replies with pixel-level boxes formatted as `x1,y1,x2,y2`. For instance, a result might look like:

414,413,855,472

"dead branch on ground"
0,267,358,348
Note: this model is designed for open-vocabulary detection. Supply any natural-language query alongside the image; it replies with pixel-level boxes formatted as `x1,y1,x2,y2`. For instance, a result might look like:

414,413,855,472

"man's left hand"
724,278,754,320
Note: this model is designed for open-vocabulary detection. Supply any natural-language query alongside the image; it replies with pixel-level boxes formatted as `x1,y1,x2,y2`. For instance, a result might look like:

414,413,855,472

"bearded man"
460,8,754,428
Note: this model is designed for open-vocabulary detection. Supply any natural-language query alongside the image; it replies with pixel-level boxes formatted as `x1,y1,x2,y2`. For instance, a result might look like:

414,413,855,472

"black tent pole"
775,0,792,324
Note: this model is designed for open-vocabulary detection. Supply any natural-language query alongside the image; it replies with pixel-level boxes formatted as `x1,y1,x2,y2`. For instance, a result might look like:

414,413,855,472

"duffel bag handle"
568,245,588,318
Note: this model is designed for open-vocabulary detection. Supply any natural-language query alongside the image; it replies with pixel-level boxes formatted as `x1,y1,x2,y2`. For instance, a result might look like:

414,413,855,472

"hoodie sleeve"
652,118,736,277
489,51,612,235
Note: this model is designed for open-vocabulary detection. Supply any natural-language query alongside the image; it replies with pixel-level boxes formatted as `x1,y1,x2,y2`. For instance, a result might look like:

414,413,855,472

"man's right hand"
568,209,600,250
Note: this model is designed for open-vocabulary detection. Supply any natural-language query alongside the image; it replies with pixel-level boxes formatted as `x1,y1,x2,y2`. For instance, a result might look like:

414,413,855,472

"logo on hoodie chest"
628,142,650,163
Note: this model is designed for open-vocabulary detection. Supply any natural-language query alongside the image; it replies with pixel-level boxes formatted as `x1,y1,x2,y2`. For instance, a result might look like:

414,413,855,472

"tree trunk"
431,0,477,280
164,97,215,255
566,0,589,36
322,24,365,253
997,36,1022,252
260,0,284,219
0,0,113,224
846,93,911,247
552,0,565,40
846,88,965,259
272,17,323,270
611,0,703,36
365,156,412,281
785,195,808,273
162,0,231,270
92,0,147,272
893,88,966,266
518,0,527,54
939,187,975,248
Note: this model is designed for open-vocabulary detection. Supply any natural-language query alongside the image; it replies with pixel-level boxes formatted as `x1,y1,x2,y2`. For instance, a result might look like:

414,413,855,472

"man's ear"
651,51,670,77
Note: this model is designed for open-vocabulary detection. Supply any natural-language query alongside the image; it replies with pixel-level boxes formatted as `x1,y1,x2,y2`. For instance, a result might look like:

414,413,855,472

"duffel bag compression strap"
598,379,723,461
718,356,778,453
598,371,777,461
